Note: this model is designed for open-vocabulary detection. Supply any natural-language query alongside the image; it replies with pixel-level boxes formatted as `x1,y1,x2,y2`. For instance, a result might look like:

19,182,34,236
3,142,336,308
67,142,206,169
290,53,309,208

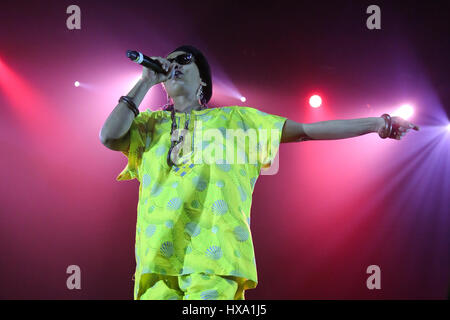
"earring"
162,92,173,111
197,87,207,109
196,87,203,99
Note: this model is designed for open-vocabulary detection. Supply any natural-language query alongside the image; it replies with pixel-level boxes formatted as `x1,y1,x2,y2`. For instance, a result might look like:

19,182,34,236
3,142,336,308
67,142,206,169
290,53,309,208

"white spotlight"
447,124,450,131
74,81,80,87
240,96,246,102
309,95,322,108
392,104,414,119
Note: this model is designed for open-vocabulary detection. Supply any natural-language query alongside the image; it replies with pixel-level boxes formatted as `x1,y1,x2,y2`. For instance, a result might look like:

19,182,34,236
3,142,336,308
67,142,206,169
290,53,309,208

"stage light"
392,104,414,119
309,95,322,108
74,81,80,87
240,96,246,102
447,124,450,131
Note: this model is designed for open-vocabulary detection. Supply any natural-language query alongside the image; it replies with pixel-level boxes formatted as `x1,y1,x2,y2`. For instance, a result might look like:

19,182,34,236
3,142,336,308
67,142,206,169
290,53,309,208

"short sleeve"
116,110,153,182
236,106,287,169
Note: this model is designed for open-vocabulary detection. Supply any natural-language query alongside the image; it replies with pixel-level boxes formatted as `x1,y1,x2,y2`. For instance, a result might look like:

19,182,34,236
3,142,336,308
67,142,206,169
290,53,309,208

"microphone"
126,50,167,74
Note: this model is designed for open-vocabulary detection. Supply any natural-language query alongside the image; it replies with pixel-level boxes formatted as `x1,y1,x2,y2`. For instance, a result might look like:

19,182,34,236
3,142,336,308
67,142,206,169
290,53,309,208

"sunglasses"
167,53,194,65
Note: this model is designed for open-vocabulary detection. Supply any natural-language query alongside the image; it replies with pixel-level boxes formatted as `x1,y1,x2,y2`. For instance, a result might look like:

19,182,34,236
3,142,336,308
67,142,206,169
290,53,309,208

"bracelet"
119,96,139,117
379,113,392,139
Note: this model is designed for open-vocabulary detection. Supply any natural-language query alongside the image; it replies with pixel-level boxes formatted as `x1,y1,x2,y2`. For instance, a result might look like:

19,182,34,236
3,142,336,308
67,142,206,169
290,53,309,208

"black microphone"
126,50,167,74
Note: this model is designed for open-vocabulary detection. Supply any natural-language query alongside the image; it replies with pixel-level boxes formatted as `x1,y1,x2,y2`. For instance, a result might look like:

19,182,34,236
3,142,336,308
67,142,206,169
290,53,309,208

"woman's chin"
167,78,184,85
165,80,183,91
166,83,188,96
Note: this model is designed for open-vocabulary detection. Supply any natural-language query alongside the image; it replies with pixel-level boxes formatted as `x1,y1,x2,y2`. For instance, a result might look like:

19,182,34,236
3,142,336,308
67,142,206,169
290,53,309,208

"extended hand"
390,116,420,140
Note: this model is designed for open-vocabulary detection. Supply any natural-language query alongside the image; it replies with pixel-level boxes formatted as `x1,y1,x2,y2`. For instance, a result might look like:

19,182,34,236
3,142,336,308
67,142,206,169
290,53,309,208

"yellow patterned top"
116,106,287,299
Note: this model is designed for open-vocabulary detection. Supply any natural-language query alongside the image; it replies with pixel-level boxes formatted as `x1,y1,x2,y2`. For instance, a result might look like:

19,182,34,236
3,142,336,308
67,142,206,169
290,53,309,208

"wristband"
119,96,139,117
379,114,392,139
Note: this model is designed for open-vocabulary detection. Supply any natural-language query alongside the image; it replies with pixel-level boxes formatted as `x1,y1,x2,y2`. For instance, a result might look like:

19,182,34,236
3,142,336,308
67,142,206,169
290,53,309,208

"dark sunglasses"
167,53,194,65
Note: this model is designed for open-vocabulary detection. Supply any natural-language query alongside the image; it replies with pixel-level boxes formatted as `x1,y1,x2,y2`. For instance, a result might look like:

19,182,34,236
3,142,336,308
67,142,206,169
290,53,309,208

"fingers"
401,119,419,131
160,64,176,83
395,124,410,139
394,124,420,140
159,58,170,72
151,56,171,72
396,117,420,131
403,122,419,131
396,128,406,140
387,116,420,141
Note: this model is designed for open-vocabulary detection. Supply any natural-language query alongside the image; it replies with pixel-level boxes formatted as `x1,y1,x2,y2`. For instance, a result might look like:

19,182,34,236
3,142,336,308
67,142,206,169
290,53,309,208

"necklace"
167,107,193,166
166,103,207,167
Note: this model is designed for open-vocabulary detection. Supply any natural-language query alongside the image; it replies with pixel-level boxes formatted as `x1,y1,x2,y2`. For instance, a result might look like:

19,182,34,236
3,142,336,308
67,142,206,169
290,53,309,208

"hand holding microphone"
126,50,176,85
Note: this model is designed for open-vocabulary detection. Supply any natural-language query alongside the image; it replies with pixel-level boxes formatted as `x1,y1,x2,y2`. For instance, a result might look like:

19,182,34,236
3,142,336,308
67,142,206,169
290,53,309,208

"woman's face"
162,51,206,100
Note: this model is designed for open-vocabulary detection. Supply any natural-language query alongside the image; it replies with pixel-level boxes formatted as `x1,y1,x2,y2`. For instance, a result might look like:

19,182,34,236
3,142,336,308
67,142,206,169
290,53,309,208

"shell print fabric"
116,106,287,300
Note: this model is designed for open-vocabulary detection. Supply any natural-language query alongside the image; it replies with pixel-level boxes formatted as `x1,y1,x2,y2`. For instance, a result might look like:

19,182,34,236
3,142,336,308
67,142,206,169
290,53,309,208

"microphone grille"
126,50,138,61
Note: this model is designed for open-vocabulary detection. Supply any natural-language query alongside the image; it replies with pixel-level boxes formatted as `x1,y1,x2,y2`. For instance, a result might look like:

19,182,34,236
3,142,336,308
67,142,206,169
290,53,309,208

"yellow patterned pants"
137,272,247,300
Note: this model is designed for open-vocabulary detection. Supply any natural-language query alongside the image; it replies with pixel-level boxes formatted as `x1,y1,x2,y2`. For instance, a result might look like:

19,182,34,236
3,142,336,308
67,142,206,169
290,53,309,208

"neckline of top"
148,106,239,117
162,108,213,116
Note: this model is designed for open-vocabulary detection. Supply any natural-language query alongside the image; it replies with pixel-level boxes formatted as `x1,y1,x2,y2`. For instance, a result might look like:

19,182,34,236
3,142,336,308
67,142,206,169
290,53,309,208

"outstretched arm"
281,117,419,143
